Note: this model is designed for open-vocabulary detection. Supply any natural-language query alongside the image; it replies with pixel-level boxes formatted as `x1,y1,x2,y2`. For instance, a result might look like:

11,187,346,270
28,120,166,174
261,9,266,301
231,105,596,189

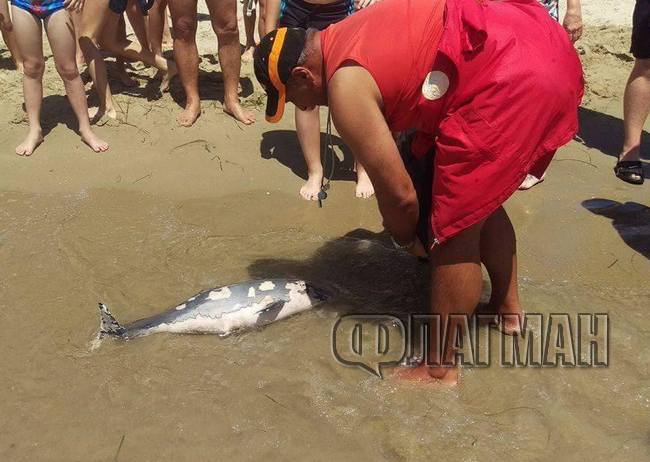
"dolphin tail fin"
98,303,127,339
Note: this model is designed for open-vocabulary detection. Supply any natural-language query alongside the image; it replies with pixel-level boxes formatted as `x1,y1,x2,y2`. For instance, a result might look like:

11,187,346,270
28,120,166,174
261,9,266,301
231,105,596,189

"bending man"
253,0,583,384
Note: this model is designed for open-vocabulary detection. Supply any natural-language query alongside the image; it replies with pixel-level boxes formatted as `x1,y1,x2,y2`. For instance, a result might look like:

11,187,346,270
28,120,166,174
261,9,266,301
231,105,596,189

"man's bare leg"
296,105,323,200
168,0,201,126
619,58,650,182
355,162,375,199
11,7,44,156
479,206,523,335
396,220,485,385
207,0,255,124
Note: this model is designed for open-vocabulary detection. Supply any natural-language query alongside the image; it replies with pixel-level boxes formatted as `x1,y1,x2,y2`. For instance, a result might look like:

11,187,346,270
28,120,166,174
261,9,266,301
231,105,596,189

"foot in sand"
160,62,178,93
355,170,375,198
88,106,117,123
176,101,201,127
224,98,255,125
15,128,44,156
392,365,460,386
518,172,546,190
241,45,255,63
300,171,323,201
80,128,109,153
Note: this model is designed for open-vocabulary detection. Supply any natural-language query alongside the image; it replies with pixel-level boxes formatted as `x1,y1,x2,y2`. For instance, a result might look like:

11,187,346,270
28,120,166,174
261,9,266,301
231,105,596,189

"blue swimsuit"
11,0,66,19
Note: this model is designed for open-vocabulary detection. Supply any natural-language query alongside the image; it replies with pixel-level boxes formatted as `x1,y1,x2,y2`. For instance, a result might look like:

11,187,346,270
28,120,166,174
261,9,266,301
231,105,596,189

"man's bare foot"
300,171,323,201
176,101,201,127
224,98,255,125
160,62,178,93
241,45,255,63
355,170,375,198
15,128,44,156
88,106,117,123
80,128,109,153
392,365,460,386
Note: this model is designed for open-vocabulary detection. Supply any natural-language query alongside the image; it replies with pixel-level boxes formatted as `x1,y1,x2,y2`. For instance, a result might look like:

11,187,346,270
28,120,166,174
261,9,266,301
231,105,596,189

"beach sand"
0,2,649,461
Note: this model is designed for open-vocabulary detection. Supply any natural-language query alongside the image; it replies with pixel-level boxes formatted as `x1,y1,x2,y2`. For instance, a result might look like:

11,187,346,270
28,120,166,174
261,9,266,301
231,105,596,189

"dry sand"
0,1,649,461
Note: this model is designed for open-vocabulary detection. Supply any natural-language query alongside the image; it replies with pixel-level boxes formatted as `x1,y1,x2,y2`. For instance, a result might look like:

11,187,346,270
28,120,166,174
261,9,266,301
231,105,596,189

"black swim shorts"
279,0,353,31
632,0,650,59
109,0,155,15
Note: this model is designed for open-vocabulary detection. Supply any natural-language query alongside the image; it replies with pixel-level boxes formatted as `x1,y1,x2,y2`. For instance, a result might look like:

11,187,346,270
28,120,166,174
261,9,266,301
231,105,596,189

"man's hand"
407,238,428,259
64,0,84,12
563,8,583,43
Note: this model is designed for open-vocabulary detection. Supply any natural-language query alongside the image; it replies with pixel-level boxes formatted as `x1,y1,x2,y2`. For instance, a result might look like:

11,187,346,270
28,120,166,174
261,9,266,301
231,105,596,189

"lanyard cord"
317,110,336,208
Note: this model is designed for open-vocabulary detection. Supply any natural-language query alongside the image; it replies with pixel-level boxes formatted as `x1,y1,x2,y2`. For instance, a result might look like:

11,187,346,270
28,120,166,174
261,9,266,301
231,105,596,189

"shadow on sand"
259,129,357,181
582,198,650,260
168,69,254,108
578,107,650,179
36,95,79,138
247,228,431,314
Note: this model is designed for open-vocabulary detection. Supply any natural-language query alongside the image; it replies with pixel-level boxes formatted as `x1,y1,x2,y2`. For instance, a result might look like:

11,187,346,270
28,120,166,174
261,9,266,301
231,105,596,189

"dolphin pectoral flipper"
255,300,286,324
98,303,127,338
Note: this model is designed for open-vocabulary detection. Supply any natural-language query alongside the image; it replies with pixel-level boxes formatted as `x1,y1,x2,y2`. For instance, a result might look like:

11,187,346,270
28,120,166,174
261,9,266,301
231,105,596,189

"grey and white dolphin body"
97,279,329,341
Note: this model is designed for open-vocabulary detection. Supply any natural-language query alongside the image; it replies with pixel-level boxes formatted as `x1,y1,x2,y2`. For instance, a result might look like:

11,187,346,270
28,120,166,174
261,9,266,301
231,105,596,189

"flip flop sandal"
614,160,645,185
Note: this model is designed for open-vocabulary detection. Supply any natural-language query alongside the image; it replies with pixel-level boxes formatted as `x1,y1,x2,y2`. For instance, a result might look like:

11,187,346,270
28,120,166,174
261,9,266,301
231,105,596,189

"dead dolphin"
96,279,329,341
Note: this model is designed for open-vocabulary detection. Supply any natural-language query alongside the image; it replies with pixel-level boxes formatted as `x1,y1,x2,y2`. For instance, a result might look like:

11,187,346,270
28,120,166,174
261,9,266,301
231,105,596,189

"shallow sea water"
0,188,648,461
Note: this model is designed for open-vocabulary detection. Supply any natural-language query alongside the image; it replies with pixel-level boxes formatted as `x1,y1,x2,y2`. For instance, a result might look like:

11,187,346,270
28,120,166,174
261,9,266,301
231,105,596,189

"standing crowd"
0,0,646,193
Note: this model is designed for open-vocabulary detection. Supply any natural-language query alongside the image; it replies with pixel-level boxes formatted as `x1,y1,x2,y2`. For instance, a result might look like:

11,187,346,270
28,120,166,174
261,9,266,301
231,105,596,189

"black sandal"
614,160,645,185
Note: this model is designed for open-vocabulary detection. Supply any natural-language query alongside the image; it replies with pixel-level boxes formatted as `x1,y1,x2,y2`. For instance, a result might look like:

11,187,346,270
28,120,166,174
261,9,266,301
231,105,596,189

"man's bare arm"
329,66,419,246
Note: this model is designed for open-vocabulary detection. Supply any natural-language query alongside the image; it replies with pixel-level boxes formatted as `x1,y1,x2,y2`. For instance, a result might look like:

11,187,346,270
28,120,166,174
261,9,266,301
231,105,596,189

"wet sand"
1,3,650,461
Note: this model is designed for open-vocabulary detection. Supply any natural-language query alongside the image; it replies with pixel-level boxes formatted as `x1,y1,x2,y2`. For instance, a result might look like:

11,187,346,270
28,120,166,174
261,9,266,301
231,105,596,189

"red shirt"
321,0,446,131
321,0,583,244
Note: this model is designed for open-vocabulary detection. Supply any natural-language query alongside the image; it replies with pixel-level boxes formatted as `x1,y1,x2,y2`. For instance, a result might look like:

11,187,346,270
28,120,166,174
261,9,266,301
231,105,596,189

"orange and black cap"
253,28,307,123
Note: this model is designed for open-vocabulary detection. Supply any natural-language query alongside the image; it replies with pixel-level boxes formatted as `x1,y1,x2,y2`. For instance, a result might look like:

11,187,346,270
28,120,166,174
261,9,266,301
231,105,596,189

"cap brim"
265,84,285,123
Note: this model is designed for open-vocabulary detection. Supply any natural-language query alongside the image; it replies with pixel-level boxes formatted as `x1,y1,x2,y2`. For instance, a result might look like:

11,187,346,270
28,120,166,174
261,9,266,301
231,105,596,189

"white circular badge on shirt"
421,71,449,100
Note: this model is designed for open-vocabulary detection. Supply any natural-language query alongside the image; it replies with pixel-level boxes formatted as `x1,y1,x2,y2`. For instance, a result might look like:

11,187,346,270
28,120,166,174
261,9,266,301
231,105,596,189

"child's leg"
125,0,149,48
0,1,23,71
69,9,84,68
148,0,168,57
114,14,138,87
11,6,44,156
295,106,323,201
99,11,177,90
355,162,375,199
79,0,117,120
241,0,256,62
44,10,108,152
162,6,172,47
258,0,267,36
265,0,279,35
